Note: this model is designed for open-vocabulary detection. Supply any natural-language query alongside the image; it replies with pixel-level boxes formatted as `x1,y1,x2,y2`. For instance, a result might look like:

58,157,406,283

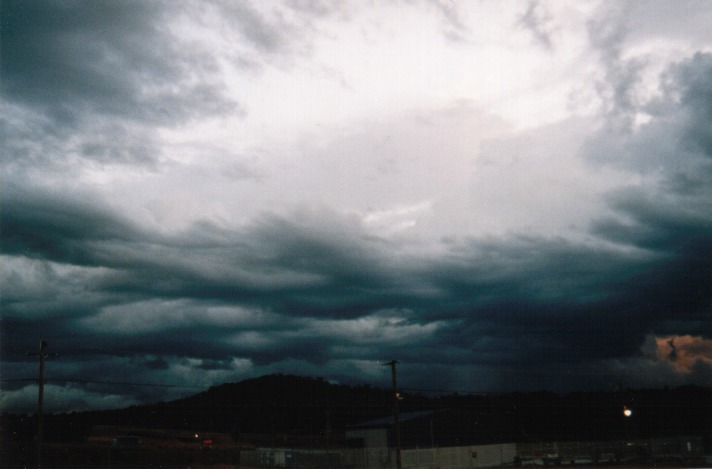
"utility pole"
383,360,402,469
27,340,57,468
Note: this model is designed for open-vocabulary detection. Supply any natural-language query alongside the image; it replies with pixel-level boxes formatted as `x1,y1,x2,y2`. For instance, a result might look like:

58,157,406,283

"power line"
0,378,208,390
52,379,208,389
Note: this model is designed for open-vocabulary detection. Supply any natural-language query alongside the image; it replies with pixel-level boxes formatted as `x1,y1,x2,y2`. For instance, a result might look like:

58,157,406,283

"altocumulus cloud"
1,0,711,414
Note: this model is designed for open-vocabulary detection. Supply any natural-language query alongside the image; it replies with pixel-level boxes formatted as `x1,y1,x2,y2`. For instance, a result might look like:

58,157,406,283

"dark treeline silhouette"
2,374,710,446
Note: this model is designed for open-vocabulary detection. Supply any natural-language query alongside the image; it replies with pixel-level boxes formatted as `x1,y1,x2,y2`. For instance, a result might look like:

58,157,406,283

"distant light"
195,433,200,439
623,407,632,417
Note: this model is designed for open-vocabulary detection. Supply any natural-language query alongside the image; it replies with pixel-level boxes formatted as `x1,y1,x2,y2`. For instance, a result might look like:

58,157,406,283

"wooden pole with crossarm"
27,340,58,468
383,360,402,469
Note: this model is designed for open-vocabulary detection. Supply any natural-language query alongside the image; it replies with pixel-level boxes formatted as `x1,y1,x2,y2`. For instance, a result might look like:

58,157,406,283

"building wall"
345,428,389,448
242,443,516,469
401,443,517,469
241,448,342,468
342,447,394,469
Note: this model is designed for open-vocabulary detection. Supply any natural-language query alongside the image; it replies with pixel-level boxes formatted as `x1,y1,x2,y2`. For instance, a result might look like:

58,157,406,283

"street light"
623,406,633,440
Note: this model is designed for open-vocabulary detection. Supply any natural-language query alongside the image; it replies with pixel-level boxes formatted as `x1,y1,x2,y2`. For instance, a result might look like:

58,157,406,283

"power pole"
27,340,57,468
383,360,402,469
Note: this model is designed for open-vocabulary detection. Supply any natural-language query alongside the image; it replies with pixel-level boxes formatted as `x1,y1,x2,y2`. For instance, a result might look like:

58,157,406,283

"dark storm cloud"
3,170,709,397
567,54,712,387
4,79,712,394
673,53,712,157
585,54,712,328
1,0,235,124
1,0,240,168
1,184,149,265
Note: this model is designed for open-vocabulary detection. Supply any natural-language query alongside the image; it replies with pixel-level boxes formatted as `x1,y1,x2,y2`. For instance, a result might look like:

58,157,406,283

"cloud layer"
2,0,711,414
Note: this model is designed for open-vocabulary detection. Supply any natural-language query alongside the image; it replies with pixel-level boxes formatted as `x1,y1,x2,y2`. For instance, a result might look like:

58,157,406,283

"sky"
1,0,711,415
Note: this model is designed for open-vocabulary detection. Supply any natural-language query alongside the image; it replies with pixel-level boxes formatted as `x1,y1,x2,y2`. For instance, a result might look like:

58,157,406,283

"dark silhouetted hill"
2,374,710,446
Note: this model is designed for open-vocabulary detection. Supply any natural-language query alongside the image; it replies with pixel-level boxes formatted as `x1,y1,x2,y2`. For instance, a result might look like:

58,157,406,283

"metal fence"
516,435,707,465
240,436,708,469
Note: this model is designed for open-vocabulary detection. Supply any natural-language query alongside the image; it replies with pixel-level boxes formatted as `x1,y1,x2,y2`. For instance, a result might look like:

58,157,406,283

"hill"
2,374,710,446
